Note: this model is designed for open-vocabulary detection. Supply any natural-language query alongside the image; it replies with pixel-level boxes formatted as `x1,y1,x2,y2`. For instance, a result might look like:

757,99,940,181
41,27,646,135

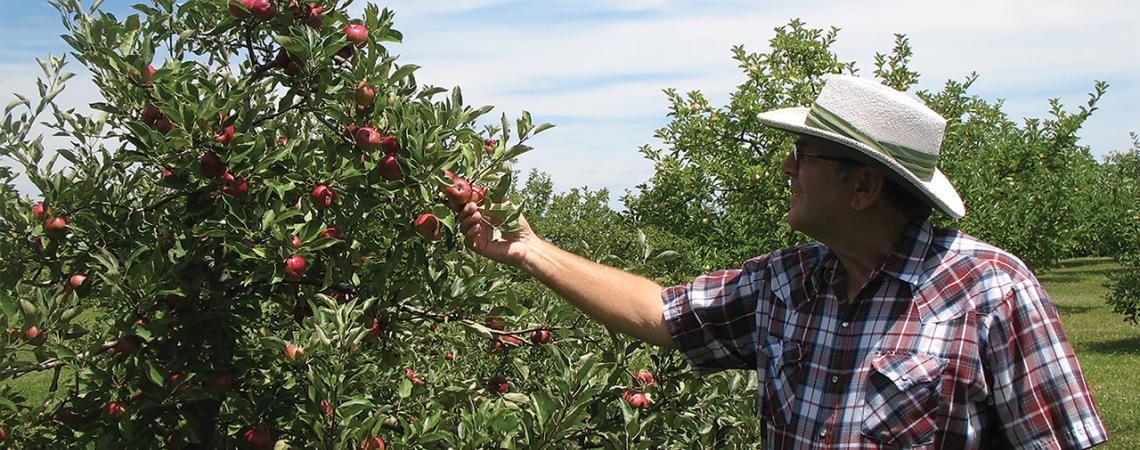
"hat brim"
757,107,965,219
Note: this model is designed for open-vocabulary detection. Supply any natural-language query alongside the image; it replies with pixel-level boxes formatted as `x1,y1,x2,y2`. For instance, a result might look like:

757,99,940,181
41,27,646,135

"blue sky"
2,0,1138,204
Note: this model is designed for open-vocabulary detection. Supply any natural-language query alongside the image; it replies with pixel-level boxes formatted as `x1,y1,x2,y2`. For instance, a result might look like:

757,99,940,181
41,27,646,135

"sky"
1,0,1138,206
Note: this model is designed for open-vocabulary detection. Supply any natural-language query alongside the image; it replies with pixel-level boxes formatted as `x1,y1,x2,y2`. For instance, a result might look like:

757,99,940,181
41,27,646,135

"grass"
1038,257,1140,449
2,258,1137,447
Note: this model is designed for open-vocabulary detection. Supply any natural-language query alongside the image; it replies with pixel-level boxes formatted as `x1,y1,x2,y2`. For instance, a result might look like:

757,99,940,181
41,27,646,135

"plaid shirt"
662,221,1107,449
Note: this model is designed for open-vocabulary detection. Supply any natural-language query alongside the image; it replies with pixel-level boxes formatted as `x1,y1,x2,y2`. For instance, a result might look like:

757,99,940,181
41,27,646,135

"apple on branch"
344,23,368,46
311,184,335,209
413,213,441,241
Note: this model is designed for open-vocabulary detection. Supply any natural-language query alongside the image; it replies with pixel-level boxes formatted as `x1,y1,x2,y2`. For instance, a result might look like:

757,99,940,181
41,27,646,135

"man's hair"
827,140,933,222
879,177,932,222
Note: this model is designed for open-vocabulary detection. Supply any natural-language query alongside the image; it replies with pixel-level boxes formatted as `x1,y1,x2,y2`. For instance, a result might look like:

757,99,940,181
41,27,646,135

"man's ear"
848,167,885,212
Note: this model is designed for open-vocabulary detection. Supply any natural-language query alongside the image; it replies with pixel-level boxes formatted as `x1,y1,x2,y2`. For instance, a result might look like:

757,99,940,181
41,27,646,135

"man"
457,75,1107,449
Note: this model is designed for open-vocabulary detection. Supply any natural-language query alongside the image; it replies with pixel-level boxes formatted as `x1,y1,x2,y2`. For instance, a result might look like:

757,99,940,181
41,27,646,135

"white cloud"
3,0,1138,203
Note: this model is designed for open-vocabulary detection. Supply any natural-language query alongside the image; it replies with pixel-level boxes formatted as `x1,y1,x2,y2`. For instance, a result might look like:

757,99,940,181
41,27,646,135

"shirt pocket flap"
870,352,947,391
763,338,803,376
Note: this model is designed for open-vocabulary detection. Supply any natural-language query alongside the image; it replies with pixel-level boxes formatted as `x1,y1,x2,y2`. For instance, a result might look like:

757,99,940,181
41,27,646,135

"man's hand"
457,201,533,268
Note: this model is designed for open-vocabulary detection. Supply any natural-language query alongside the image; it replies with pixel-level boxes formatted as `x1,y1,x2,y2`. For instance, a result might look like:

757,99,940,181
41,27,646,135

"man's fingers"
460,209,481,234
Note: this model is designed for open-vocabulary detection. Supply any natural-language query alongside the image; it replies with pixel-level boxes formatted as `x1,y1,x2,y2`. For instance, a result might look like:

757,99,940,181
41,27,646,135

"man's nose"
779,150,796,177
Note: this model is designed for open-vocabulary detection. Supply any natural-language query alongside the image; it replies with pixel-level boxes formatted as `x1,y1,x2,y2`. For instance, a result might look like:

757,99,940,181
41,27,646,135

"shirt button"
830,375,839,384
841,322,850,328
900,375,910,382
819,429,828,437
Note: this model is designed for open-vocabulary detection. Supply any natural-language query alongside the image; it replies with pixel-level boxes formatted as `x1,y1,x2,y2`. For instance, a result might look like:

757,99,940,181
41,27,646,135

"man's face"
779,136,856,236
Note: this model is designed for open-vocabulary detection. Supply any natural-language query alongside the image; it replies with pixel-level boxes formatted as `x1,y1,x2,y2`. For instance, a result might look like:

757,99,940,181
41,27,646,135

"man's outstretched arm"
458,202,674,348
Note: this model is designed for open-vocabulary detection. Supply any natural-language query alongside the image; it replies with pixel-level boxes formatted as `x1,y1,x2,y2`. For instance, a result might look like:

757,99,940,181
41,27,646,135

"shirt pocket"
760,337,803,426
861,352,948,447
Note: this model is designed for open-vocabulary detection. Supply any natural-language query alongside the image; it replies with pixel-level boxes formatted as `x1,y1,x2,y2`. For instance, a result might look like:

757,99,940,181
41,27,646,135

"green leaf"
533,123,555,134
398,378,412,398
390,64,420,84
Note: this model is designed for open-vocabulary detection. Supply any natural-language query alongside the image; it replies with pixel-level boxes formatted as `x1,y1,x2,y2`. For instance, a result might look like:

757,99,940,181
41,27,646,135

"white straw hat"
757,75,965,219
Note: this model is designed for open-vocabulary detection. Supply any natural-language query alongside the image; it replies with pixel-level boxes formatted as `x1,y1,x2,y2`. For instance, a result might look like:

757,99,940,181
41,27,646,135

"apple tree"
1102,133,1140,324
0,0,563,447
624,21,1112,273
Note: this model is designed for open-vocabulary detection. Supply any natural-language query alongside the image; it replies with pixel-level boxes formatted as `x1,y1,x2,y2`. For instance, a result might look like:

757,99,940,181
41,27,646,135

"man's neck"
821,214,911,301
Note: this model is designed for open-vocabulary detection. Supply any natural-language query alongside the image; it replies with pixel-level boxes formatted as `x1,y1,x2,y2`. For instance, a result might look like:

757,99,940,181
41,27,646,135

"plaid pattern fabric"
662,221,1108,449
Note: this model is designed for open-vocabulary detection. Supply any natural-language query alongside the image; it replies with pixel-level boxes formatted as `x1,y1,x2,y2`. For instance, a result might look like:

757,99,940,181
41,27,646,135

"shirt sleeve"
661,258,767,374
982,276,1109,450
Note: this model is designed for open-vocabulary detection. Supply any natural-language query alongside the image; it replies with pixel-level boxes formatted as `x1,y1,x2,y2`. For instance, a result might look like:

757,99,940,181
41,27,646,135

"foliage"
1103,133,1140,324
624,22,1119,273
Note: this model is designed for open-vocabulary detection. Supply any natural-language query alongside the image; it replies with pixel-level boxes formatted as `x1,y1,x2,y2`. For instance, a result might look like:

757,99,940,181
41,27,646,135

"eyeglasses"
791,145,854,168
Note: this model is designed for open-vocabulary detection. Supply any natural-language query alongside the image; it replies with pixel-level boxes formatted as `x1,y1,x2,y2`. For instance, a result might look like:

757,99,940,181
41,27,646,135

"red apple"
470,184,486,204
284,344,305,361
320,398,334,416
355,127,381,151
284,255,306,280
24,326,46,346
284,61,301,76
633,370,654,387
241,427,274,450
361,436,385,450
277,135,289,146
380,135,399,155
32,202,47,220
444,353,454,361
130,64,156,84
273,48,291,68
303,4,323,28
413,213,441,241
0,426,6,441
142,104,162,125
623,389,649,408
355,81,376,107
215,123,234,145
206,372,233,396
378,154,403,181
111,335,143,358
69,273,92,296
105,401,127,419
44,216,67,240
154,117,175,134
487,375,509,395
530,329,551,345
228,0,254,18
484,138,497,154
320,226,342,240
442,177,471,210
249,0,276,20
221,172,248,197
290,235,302,249
200,152,226,179
310,184,335,208
365,317,383,341
344,23,368,46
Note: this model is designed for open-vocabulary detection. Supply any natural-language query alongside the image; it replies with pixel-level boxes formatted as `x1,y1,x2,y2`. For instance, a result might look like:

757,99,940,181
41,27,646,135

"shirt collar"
796,220,933,310
878,220,934,288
